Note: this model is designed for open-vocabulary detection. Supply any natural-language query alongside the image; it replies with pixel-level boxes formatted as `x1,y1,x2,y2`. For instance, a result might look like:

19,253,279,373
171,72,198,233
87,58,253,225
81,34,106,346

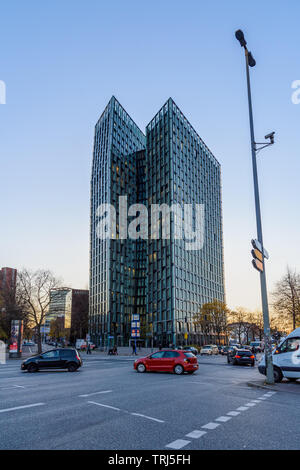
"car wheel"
67,363,78,372
137,363,146,373
273,367,283,383
28,363,38,373
174,364,184,375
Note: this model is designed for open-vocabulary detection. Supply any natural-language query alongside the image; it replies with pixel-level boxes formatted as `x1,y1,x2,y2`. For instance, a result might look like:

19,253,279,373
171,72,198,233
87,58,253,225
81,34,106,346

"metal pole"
244,49,274,384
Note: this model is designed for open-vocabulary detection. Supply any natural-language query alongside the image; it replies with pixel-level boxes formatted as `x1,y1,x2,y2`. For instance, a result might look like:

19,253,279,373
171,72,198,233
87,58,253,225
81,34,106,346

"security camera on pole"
235,29,275,384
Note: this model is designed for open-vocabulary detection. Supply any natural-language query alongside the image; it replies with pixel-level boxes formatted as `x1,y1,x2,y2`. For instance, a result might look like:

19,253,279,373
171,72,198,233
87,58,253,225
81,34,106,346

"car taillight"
235,355,241,358
250,355,255,359
76,354,80,361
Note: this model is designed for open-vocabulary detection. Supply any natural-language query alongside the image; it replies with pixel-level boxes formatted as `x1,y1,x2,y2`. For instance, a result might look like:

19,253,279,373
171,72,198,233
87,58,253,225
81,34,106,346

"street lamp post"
235,29,275,384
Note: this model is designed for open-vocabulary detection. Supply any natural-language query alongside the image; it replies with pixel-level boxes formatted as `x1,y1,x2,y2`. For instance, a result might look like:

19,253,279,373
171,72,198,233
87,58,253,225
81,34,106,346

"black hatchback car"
21,348,82,372
227,349,255,367
182,346,198,356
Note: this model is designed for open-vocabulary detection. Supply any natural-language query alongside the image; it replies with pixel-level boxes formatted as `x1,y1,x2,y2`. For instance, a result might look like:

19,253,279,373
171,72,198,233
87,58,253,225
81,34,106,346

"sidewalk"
87,346,154,357
247,379,300,394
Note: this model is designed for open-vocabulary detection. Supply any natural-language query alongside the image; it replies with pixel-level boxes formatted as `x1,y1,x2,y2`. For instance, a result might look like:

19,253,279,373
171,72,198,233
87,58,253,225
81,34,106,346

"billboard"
9,320,23,358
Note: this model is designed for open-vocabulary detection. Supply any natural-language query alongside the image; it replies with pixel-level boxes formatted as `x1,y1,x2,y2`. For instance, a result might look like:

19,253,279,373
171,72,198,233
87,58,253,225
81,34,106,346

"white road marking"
245,402,256,407
236,406,249,411
0,403,45,413
0,385,26,391
215,416,232,422
258,397,267,400
131,413,164,423
250,400,261,403
227,411,240,416
79,390,112,397
202,422,220,430
87,401,121,411
186,430,207,439
166,439,191,450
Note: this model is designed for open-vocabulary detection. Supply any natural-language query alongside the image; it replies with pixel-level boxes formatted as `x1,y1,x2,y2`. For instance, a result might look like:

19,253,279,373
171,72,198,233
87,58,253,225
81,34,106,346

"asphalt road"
0,354,299,450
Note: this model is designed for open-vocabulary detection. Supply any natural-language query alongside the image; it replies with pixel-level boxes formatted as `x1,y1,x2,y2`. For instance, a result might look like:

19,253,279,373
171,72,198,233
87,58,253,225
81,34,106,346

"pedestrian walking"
132,341,137,355
86,342,91,355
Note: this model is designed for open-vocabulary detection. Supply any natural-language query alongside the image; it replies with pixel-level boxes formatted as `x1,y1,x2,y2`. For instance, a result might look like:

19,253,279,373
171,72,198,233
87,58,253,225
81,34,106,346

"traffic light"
251,239,269,273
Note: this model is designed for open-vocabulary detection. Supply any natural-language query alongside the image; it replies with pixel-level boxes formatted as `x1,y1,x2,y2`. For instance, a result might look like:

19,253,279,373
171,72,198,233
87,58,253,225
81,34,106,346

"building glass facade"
90,97,225,347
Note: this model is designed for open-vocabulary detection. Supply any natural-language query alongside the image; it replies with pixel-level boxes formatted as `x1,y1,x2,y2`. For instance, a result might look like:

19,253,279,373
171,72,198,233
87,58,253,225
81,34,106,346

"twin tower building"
89,96,225,347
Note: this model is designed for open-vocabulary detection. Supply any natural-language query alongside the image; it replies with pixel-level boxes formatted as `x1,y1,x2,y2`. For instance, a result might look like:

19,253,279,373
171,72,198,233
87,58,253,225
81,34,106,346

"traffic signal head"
252,259,264,272
251,243,264,272
251,248,263,262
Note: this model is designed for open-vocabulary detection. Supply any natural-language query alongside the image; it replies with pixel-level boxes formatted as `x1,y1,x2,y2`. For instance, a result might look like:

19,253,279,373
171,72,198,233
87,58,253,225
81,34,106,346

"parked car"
250,341,263,353
22,341,35,347
220,346,232,355
258,327,300,383
76,340,96,351
227,349,255,366
200,345,219,355
182,346,198,355
227,345,239,355
134,349,198,375
21,348,82,372
241,345,252,350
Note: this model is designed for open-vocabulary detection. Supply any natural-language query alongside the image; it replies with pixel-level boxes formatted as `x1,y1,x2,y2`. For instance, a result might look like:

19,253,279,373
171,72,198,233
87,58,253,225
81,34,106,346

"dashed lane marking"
227,411,240,416
166,439,191,450
202,422,220,430
0,403,45,413
215,416,232,423
79,390,112,397
87,401,121,411
88,401,165,423
165,391,277,449
186,430,207,439
131,413,164,423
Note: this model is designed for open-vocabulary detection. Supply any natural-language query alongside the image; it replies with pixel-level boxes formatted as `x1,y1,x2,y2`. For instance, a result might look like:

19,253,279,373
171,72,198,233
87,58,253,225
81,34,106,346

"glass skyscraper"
90,97,225,347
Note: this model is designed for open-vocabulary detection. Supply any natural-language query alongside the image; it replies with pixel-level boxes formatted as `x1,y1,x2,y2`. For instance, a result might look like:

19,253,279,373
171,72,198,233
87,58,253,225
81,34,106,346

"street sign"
131,329,140,338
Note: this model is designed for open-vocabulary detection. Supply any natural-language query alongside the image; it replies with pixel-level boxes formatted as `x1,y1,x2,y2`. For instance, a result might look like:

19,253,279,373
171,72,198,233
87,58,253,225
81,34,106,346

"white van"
258,327,300,382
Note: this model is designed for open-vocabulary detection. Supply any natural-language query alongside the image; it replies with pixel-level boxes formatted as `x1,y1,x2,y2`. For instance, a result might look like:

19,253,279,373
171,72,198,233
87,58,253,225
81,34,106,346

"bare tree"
227,308,248,344
272,267,300,331
194,300,228,345
16,269,61,353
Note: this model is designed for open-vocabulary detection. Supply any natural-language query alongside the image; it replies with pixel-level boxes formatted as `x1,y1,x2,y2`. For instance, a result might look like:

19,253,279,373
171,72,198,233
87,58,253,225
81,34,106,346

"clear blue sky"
1,0,299,311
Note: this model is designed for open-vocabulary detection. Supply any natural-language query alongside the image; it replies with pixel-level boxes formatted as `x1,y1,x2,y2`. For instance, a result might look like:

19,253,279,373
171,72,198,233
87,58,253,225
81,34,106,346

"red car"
133,349,198,375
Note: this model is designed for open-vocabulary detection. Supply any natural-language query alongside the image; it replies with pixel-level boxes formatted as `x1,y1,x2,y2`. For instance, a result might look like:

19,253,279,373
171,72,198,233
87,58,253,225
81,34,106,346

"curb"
247,381,300,395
